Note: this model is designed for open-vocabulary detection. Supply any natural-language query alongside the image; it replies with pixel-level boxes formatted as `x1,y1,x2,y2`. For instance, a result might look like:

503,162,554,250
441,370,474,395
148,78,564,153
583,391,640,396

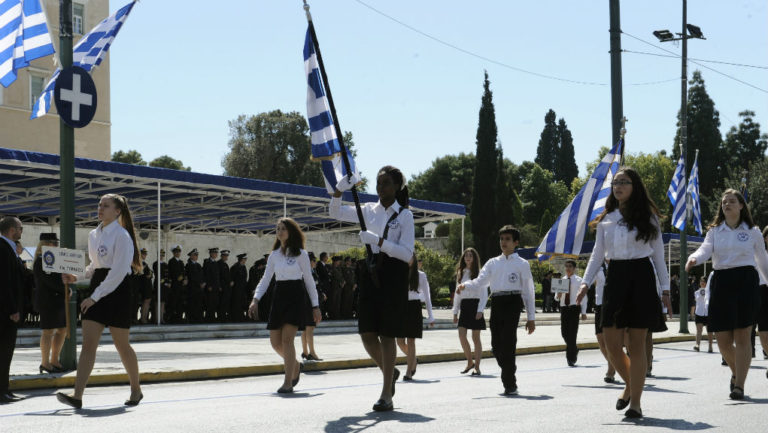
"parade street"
1,340,766,433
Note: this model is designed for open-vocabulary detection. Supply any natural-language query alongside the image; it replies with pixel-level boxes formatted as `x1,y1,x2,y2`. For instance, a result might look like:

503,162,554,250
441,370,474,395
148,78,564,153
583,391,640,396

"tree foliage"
555,118,578,185
535,109,558,173
111,150,146,165
408,153,475,207
470,71,499,261
519,163,569,228
150,155,191,171
722,110,768,178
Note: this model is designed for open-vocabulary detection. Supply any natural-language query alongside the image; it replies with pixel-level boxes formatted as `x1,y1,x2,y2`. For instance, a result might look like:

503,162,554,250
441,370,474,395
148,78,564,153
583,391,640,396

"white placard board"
551,278,570,294
41,246,86,275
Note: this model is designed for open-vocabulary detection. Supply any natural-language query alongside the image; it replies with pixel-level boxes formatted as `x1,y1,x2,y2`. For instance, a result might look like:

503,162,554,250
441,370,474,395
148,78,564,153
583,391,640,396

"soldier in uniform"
218,250,234,322
247,258,266,320
129,249,147,323
316,252,331,318
230,253,248,322
152,249,170,324
341,257,357,319
328,256,345,319
203,248,220,322
168,245,187,323
185,248,204,324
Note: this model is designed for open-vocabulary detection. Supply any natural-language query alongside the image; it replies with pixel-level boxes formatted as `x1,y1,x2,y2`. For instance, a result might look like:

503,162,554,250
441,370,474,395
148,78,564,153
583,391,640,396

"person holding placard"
33,233,67,374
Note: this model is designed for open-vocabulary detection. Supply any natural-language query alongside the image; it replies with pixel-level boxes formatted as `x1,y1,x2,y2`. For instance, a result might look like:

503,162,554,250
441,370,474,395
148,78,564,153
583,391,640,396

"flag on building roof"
303,26,359,194
0,0,55,87
30,0,135,119
537,139,623,258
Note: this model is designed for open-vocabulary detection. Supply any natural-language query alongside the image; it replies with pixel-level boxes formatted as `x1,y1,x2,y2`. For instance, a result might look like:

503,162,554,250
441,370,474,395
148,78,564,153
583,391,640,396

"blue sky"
108,0,767,190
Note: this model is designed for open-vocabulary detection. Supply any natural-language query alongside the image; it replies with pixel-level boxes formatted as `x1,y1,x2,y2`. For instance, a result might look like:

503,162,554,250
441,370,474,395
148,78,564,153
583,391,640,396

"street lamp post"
653,0,705,334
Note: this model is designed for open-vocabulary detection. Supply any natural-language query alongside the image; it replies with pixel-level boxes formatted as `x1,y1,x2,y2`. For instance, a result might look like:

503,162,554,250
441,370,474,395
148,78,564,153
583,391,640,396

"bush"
435,222,451,237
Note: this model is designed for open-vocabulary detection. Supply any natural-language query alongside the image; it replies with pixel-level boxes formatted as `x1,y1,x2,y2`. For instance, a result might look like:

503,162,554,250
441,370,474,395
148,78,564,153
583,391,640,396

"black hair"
590,166,660,243
456,247,481,282
498,225,520,242
272,217,305,257
565,259,577,268
378,165,409,208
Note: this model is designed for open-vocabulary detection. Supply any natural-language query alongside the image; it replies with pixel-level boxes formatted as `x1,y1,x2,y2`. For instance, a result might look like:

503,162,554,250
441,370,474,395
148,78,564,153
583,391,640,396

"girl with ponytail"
57,194,143,408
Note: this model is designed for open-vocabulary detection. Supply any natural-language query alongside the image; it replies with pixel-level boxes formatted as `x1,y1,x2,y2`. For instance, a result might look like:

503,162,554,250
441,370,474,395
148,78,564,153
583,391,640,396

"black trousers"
560,305,581,364
490,294,522,389
0,321,18,394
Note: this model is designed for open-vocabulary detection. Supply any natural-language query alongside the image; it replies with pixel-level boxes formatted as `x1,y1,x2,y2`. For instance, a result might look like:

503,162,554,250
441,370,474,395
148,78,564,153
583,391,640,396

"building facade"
0,0,110,160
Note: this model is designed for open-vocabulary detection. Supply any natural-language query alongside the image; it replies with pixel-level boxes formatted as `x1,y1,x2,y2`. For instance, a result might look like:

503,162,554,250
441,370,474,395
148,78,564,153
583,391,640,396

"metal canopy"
0,148,465,234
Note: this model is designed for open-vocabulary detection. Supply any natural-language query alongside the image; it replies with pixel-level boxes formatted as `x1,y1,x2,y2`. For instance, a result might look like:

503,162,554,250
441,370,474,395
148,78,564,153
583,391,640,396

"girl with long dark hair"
58,194,144,408
331,165,414,412
577,167,669,418
452,247,485,375
248,218,322,393
686,189,768,399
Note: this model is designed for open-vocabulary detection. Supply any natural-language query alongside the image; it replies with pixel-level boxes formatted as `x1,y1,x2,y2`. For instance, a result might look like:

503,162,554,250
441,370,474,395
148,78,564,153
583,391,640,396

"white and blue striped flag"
669,151,689,232
303,26,359,194
536,138,623,258
30,0,135,119
0,0,55,87
687,152,703,234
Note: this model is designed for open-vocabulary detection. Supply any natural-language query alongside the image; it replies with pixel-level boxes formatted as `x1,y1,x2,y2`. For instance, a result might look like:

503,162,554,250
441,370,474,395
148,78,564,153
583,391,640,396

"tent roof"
0,148,465,234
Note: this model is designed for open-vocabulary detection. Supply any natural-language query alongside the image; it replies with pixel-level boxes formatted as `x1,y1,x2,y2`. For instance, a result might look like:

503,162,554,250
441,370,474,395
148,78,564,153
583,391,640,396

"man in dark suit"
0,216,24,403
230,253,248,322
168,245,187,323
203,248,220,322
185,249,204,324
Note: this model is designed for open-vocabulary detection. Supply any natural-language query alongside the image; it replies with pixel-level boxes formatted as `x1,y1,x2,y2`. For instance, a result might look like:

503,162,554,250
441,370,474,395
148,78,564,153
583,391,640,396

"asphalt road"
1,341,766,433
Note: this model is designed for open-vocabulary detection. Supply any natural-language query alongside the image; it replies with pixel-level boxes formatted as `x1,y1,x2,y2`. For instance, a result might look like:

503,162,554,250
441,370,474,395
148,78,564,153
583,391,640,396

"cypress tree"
535,109,559,173
722,110,768,176
555,118,578,185
494,145,515,256
470,71,499,261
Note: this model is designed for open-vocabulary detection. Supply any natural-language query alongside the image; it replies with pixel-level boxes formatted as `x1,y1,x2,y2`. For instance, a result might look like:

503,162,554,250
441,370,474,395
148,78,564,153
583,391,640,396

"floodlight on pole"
653,30,675,42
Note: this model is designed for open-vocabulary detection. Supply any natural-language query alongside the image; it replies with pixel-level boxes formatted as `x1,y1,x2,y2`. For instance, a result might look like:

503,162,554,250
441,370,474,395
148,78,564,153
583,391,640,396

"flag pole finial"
303,0,312,21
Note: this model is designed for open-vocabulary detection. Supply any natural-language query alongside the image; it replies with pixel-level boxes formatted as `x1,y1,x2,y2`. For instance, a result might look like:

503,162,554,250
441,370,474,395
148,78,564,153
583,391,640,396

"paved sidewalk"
9,308,698,391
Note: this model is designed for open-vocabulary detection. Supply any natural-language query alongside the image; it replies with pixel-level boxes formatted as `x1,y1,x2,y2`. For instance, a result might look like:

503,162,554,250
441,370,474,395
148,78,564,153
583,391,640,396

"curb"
9,334,696,391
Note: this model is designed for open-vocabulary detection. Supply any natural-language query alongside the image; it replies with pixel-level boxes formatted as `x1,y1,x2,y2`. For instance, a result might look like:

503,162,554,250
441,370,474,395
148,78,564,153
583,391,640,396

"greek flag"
30,0,135,119
0,0,55,87
687,153,703,234
303,26,359,194
537,139,623,258
668,153,687,229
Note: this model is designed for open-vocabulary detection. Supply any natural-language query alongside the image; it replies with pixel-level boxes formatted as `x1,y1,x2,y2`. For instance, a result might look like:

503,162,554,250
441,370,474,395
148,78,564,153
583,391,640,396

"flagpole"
303,2,373,258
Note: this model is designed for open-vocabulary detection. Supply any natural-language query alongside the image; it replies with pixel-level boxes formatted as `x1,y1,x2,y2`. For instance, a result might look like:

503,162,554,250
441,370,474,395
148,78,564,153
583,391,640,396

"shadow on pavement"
325,410,435,433
610,416,715,430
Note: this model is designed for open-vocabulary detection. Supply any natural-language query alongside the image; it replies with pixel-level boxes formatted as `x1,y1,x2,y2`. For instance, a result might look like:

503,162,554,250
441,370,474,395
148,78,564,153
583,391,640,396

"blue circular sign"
43,250,55,266
54,66,98,128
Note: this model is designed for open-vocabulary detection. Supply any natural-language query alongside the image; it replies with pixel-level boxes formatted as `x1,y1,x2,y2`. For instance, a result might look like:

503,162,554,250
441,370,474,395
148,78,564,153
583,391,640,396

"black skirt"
708,266,760,332
356,254,409,338
602,257,664,330
458,298,486,330
758,284,768,332
303,287,316,327
83,268,132,329
695,314,708,325
34,259,67,330
594,305,604,334
267,279,308,330
401,299,424,339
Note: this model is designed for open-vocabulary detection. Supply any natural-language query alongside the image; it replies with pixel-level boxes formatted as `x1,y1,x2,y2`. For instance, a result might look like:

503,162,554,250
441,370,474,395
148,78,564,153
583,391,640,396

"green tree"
722,110,768,177
520,163,569,227
111,150,146,165
555,118,578,185
671,71,724,209
470,71,499,261
535,109,558,173
446,217,474,258
408,153,475,207
624,151,676,225
708,156,768,228
149,155,191,171
495,146,516,229
414,242,460,302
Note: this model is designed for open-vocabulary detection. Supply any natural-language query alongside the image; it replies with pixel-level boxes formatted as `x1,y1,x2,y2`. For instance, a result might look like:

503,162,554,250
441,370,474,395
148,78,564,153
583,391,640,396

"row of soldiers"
132,247,361,324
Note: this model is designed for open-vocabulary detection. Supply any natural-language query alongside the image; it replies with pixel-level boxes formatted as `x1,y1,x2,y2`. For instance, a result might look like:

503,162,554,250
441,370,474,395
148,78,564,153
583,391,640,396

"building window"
73,3,85,35
30,75,44,109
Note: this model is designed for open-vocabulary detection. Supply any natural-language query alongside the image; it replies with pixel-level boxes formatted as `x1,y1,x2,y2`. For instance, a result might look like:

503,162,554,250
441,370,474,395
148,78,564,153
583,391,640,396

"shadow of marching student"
325,410,435,433
606,416,714,430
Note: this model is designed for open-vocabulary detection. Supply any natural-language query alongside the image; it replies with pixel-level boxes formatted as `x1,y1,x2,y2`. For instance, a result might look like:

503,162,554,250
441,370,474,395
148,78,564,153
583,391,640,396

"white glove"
359,230,380,246
335,173,360,192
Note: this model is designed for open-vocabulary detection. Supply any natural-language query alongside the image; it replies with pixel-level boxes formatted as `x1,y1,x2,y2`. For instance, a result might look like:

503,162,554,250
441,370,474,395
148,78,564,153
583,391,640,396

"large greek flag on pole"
687,152,703,234
304,26,358,194
0,0,55,87
668,152,686,223
536,139,623,258
30,0,135,119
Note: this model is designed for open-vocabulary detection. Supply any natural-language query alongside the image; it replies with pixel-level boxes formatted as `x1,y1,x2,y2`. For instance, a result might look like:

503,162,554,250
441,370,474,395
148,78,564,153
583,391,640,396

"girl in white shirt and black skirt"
57,194,144,409
686,189,768,400
452,248,486,376
397,256,435,381
248,218,321,394
577,167,669,419
692,274,713,353
331,165,414,412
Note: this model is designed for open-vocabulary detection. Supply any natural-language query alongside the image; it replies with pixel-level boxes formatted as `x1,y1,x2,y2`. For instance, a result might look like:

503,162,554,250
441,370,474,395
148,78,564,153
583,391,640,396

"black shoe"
0,393,22,403
391,368,400,396
56,392,82,409
625,408,643,418
567,361,575,367
39,364,55,374
372,399,393,412
604,375,616,384
503,386,518,396
721,358,728,366
470,370,481,376
51,364,67,373
124,392,144,406
276,386,293,394
730,375,735,392
460,363,475,374
729,386,744,400
403,375,413,381
616,397,630,410
301,353,307,360
307,354,322,361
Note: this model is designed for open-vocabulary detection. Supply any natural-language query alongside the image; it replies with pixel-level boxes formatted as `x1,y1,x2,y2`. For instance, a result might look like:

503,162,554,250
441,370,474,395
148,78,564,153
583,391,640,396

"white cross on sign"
59,73,93,121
